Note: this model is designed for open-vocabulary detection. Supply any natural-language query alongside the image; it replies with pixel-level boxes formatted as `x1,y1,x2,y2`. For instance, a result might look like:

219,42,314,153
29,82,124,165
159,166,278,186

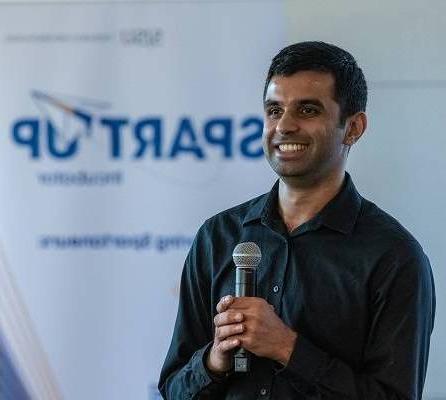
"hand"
206,295,297,373
206,295,244,373
228,297,297,365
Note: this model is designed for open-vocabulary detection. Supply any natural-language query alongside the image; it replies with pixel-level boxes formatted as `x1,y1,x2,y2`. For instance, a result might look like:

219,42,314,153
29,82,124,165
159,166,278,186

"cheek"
262,126,272,148
261,134,269,155
317,124,341,143
319,129,347,157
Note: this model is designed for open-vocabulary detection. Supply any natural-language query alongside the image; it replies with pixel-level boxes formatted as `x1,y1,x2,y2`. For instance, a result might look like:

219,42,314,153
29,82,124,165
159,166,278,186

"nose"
275,110,299,135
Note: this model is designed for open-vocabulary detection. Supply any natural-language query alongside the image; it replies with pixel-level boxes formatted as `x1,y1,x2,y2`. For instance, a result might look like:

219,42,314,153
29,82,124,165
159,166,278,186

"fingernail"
235,313,242,321
224,295,232,303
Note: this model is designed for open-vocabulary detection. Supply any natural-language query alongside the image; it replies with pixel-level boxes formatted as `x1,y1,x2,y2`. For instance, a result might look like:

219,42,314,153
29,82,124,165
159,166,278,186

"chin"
271,164,309,178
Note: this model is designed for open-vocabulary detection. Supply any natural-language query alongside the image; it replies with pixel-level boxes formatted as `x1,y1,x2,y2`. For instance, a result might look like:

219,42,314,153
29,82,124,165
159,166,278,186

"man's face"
262,71,349,183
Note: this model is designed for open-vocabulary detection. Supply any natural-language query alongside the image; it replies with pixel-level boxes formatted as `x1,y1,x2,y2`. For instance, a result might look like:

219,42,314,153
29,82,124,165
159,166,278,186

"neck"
278,170,345,232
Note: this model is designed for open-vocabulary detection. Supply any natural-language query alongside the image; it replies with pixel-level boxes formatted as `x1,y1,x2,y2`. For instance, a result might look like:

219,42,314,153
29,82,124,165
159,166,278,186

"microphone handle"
234,267,256,372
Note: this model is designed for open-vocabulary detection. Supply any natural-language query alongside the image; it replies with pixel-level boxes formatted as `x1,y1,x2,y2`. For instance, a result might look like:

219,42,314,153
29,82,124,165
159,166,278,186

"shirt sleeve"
277,240,436,399
158,224,229,399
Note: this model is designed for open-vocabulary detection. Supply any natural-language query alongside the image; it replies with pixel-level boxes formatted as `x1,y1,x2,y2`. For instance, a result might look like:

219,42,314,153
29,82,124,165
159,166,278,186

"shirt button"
273,285,279,293
260,388,267,396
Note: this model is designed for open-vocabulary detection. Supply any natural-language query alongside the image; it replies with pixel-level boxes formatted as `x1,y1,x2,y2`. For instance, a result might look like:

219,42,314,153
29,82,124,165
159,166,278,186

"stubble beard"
266,146,345,188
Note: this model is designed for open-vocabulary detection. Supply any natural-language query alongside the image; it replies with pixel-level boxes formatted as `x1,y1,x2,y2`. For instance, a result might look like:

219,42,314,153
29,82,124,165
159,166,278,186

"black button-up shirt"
159,173,435,399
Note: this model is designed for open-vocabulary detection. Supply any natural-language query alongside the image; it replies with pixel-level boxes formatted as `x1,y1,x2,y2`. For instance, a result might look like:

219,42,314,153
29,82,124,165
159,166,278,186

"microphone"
232,242,261,373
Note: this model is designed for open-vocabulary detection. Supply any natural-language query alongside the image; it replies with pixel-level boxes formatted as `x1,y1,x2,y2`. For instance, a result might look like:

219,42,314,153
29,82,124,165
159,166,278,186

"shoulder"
356,197,429,263
187,190,268,257
198,192,268,238
358,197,433,287
185,192,269,278
358,197,418,245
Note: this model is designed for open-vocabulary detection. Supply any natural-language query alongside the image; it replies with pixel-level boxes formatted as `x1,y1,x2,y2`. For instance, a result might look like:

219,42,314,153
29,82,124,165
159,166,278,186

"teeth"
278,143,308,152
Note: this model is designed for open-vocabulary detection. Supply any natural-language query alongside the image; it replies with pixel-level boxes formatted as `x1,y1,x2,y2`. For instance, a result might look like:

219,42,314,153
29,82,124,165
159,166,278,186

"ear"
343,112,367,146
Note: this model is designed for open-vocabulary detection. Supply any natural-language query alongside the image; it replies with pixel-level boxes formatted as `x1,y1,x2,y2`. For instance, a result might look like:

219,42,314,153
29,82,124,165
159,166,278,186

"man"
158,41,435,399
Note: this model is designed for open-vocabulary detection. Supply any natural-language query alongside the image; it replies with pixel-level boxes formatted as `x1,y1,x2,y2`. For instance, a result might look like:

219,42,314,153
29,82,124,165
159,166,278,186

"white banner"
0,2,285,399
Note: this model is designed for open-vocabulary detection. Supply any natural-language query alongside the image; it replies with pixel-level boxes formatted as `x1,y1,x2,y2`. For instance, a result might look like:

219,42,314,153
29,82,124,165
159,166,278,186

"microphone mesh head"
232,242,261,267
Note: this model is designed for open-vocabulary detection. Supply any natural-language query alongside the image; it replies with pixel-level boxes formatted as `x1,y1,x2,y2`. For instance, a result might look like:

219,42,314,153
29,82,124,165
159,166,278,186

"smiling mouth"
277,143,309,152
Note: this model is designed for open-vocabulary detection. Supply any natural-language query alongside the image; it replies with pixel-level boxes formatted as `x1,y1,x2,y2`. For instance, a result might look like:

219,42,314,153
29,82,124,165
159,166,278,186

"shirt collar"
242,172,362,235
242,180,279,226
316,172,362,234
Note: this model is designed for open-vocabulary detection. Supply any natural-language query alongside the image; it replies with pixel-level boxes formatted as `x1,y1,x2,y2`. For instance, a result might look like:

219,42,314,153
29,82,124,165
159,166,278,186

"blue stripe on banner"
0,331,31,400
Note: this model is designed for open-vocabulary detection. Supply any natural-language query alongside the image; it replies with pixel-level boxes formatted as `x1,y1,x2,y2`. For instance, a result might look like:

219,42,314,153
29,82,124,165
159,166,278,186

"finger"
230,296,269,309
216,295,234,313
215,323,244,341
216,337,240,353
229,297,274,314
214,310,244,327
226,296,258,310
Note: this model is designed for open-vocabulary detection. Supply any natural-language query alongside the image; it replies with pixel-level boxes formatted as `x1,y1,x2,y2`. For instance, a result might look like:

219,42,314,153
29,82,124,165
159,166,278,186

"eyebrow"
263,98,325,109
263,99,279,108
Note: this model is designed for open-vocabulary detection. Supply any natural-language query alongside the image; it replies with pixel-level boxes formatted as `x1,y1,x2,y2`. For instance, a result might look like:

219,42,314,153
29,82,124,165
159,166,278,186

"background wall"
0,1,444,399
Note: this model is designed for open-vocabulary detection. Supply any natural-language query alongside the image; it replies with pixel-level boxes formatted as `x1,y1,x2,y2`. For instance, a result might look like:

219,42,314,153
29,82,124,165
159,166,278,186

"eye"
266,106,283,119
299,105,320,117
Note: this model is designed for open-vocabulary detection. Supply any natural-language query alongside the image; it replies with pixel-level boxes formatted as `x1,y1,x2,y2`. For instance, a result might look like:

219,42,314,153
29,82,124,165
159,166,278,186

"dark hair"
264,41,367,124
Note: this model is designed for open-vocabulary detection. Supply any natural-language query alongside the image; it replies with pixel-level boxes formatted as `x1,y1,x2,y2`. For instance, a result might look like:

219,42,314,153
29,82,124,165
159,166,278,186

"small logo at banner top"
5,28,163,48
119,28,163,48
11,91,264,161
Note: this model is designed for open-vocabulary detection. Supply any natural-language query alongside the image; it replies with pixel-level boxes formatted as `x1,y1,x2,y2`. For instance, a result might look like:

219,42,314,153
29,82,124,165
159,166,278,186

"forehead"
265,71,336,102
